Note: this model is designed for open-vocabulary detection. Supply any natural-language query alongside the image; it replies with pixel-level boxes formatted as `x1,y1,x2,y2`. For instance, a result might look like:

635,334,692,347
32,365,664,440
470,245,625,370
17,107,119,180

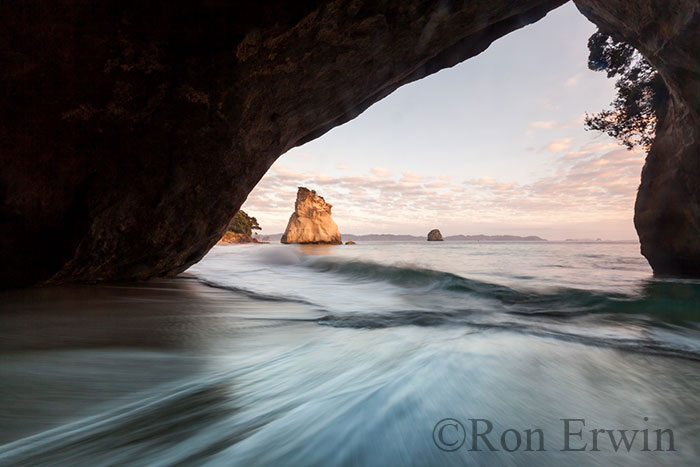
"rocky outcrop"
281,188,341,244
217,232,261,245
1,0,699,286
345,241,356,245
574,0,700,275
427,229,444,241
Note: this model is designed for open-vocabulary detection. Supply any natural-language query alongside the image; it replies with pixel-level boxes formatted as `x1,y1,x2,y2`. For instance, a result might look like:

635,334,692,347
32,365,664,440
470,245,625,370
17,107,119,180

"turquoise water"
1,242,699,465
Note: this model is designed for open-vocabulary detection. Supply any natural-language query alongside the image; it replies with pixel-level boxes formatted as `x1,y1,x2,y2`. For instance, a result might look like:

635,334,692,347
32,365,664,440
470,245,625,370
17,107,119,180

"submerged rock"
281,188,342,245
427,229,444,241
345,241,356,245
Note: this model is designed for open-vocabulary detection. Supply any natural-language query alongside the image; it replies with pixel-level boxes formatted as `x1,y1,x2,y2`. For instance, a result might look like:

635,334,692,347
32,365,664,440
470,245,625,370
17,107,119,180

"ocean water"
1,242,699,466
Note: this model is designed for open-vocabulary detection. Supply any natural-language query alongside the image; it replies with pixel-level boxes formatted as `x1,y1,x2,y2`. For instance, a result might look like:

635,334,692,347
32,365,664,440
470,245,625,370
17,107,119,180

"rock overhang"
1,0,699,287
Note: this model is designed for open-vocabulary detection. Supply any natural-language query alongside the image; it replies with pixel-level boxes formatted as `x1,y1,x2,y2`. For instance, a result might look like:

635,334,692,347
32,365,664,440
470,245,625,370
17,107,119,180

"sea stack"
281,187,342,244
427,229,444,241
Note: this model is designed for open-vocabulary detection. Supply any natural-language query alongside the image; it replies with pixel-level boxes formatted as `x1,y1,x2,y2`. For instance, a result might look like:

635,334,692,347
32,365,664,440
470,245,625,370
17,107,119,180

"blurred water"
1,242,699,465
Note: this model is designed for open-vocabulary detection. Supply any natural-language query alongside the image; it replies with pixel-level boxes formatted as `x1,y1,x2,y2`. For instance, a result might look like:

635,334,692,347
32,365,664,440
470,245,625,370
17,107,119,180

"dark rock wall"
574,0,700,275
1,0,698,287
1,0,567,287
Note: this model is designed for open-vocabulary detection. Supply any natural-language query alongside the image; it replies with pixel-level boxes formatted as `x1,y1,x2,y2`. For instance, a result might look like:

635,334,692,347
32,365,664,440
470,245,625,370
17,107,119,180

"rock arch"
1,0,698,287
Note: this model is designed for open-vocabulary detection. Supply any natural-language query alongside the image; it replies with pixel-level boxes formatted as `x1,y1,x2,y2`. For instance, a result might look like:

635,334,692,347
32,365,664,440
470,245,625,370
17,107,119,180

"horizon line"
255,232,639,242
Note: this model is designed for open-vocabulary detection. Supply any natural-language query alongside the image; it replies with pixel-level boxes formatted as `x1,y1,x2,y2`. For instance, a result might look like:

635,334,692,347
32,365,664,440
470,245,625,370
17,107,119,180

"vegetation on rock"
227,210,261,237
584,31,667,150
220,210,262,243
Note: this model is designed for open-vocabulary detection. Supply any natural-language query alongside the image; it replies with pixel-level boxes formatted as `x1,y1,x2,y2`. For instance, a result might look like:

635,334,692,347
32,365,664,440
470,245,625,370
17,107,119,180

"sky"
241,2,646,241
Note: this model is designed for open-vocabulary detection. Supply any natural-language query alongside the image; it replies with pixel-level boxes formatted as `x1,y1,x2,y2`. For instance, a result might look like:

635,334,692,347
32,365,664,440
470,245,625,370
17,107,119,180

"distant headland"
217,210,266,244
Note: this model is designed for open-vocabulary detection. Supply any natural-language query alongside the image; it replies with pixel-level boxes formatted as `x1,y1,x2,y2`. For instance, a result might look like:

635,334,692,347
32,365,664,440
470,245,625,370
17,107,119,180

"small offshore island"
281,187,342,244
427,229,444,241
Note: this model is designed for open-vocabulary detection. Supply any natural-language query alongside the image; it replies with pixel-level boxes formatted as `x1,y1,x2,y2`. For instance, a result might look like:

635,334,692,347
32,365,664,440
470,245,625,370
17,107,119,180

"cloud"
400,171,424,183
241,141,644,238
563,151,589,160
370,167,391,177
314,175,335,184
336,162,351,171
270,165,309,182
530,120,557,129
470,177,497,186
545,137,574,152
579,141,619,153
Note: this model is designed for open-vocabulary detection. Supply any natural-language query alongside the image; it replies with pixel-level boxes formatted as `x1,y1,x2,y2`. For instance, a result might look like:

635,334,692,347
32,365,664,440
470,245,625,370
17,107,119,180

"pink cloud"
530,120,557,129
370,167,391,177
545,137,574,152
400,171,424,183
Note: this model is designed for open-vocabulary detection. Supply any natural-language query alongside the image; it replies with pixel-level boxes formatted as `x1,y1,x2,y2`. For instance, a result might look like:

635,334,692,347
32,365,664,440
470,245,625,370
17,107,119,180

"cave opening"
3,0,696,287
235,2,646,246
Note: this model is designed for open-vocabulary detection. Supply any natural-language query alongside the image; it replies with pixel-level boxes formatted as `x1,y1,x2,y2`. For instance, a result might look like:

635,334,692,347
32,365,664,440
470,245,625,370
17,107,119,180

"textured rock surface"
0,0,568,287
427,229,444,241
281,188,341,244
574,0,700,275
1,0,699,287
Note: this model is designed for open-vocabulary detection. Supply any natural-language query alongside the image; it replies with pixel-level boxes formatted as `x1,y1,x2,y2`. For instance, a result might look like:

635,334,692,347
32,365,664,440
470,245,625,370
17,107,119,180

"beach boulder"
281,188,342,244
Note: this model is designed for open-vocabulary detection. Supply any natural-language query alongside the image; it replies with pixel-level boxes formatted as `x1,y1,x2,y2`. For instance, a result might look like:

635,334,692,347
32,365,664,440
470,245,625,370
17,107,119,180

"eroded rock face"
574,0,700,275
0,0,568,287
281,188,341,244
1,0,699,286
427,229,444,241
